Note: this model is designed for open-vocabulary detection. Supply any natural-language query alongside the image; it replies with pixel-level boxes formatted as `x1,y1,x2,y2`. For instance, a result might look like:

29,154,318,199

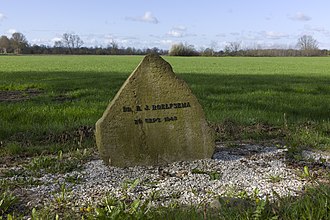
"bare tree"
0,35,10,53
54,40,63,48
107,40,119,55
62,33,84,54
10,32,28,54
53,41,64,54
224,41,241,55
297,35,319,50
201,47,214,56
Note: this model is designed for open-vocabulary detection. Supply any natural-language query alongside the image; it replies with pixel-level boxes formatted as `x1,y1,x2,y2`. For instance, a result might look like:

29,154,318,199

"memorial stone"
95,54,214,167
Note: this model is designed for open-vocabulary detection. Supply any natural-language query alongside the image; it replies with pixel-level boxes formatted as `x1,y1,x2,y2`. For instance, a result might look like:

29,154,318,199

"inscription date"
135,116,177,125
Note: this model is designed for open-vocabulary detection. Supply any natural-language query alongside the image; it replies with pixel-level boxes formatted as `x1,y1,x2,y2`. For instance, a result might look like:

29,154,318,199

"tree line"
0,32,168,55
0,32,329,57
169,35,328,57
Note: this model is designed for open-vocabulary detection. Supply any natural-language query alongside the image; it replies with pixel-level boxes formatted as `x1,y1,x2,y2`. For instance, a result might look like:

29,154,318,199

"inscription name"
123,102,191,113
122,102,190,125
151,102,191,110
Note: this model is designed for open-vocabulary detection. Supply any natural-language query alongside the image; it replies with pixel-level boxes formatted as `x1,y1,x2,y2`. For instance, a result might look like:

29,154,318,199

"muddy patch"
0,89,42,102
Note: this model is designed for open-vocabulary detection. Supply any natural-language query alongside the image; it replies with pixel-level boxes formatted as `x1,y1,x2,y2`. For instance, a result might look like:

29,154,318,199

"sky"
1,0,330,50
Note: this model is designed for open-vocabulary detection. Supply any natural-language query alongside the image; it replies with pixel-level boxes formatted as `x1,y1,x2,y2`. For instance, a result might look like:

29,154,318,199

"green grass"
0,56,139,141
18,182,329,220
0,55,330,155
151,184,330,220
166,57,330,125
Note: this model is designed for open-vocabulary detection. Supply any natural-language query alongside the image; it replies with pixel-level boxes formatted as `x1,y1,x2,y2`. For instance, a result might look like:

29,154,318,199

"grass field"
0,55,330,155
1,55,330,219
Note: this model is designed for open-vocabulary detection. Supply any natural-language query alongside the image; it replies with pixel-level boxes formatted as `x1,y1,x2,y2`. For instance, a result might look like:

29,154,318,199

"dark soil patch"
42,125,94,144
5,126,95,147
51,95,75,102
0,89,42,102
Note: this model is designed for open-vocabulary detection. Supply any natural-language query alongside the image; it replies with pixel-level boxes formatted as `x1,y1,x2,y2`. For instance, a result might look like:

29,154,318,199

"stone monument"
95,54,214,167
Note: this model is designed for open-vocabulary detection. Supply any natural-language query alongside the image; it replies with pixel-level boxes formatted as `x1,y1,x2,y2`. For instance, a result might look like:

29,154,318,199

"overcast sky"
1,0,329,50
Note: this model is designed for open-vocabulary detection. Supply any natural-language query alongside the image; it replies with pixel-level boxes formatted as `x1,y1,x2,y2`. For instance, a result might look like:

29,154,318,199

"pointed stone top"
144,53,162,60
142,53,165,63
134,53,174,76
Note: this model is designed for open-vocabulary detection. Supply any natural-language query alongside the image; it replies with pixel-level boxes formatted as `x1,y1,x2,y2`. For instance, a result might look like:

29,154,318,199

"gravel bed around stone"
11,144,321,210
302,150,330,167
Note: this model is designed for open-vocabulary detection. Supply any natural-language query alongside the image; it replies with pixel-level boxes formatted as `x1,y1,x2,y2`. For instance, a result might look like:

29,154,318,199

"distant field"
0,55,330,154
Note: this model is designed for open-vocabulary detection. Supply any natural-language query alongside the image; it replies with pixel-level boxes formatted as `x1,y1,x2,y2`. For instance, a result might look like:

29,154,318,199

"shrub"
169,43,199,56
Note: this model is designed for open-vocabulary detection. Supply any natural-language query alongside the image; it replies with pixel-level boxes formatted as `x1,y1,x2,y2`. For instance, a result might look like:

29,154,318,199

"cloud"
149,34,161,38
216,33,226,38
141,12,159,24
303,25,330,39
167,30,183,37
230,32,240,36
26,37,63,46
104,34,117,44
173,26,187,31
160,39,175,45
6,29,17,35
263,31,289,40
304,25,326,33
103,34,140,47
324,30,330,37
51,37,62,43
238,31,262,41
126,11,159,24
31,38,48,45
0,12,6,21
289,12,311,21
167,26,187,38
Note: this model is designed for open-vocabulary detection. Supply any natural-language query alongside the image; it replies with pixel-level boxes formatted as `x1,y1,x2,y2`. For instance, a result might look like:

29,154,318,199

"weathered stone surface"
95,54,214,167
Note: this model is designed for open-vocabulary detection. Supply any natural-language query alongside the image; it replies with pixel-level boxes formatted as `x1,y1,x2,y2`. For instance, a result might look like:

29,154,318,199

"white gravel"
302,150,330,166
21,144,317,209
